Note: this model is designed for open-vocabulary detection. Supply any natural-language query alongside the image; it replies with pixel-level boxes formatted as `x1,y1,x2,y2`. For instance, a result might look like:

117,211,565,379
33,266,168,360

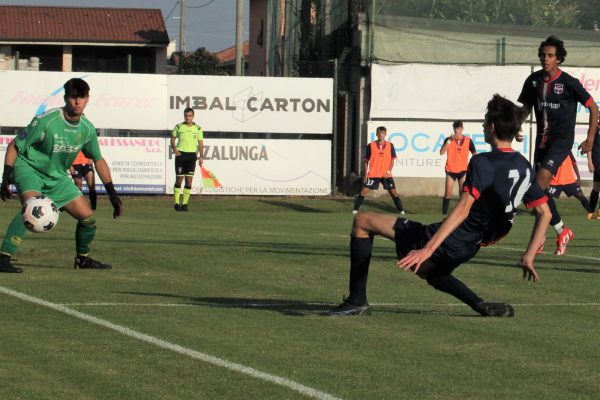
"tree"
375,0,586,29
178,47,225,75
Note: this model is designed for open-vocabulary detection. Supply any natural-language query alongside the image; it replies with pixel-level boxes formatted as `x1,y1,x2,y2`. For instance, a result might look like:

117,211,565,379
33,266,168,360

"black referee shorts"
175,152,198,176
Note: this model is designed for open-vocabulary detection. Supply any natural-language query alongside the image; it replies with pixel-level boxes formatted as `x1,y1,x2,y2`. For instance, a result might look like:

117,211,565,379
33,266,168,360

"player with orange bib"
352,126,404,214
548,153,591,213
439,120,476,214
70,151,97,210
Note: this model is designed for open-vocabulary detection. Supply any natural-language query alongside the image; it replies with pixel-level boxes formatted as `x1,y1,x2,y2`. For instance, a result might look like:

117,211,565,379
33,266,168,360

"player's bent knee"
78,214,96,226
352,212,374,236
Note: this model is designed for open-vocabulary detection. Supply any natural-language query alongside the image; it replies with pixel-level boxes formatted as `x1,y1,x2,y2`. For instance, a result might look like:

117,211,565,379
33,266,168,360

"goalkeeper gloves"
104,182,122,218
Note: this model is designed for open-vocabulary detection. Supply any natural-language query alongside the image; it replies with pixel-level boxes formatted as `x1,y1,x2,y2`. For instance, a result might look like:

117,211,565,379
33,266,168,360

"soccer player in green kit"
0,78,122,273
171,107,204,211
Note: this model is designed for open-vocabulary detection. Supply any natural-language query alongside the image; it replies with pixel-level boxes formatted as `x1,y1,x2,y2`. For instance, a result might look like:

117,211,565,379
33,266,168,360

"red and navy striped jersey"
518,69,593,144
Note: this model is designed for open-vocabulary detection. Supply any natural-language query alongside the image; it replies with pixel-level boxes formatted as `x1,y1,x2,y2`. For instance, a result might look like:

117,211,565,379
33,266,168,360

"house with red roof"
0,5,170,73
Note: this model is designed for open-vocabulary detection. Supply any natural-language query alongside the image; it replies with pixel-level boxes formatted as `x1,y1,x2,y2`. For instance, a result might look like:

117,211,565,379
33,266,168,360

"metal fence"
368,14,600,67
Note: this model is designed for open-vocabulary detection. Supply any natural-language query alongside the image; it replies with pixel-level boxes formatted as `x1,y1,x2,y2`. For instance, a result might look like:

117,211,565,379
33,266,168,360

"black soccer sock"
393,196,404,212
590,190,599,212
88,188,97,210
426,272,483,310
353,195,365,212
442,198,450,215
546,193,562,226
348,236,373,306
574,192,592,212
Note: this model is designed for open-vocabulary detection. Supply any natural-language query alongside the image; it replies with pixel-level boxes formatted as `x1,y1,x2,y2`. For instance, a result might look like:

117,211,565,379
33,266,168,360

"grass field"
0,195,598,400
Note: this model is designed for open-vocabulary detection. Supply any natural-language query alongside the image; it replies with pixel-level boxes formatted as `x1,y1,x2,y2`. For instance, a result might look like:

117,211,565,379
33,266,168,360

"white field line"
59,302,600,307
0,286,342,400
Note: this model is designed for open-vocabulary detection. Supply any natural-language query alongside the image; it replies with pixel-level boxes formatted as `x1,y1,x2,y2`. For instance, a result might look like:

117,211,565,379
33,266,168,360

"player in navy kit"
327,95,551,317
587,126,600,219
518,35,599,255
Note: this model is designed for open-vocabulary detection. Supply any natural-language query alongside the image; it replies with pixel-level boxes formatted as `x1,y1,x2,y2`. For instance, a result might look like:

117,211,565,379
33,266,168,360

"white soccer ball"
21,195,59,233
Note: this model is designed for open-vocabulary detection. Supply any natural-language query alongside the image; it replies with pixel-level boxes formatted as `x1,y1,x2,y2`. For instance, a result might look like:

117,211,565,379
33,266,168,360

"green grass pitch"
0,195,598,399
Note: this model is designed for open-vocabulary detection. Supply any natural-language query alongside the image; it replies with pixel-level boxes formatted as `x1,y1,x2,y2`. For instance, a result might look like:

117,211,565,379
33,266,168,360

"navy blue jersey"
592,127,600,170
457,149,547,246
518,69,593,145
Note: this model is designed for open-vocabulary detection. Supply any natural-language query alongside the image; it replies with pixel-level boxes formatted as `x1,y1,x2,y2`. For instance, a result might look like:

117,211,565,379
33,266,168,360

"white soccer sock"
553,220,564,235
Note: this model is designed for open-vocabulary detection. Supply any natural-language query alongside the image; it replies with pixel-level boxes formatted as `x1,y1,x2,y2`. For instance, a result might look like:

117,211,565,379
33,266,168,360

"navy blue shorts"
534,137,571,176
393,218,479,274
363,177,395,190
446,171,466,181
548,183,581,198
594,170,600,182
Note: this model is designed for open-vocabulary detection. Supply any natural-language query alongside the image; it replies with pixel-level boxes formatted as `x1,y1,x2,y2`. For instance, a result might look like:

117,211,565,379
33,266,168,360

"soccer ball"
21,195,59,233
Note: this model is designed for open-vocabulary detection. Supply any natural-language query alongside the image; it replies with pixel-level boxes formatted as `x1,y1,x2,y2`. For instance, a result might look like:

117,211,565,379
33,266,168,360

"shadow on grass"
117,291,478,317
258,200,332,213
473,255,600,273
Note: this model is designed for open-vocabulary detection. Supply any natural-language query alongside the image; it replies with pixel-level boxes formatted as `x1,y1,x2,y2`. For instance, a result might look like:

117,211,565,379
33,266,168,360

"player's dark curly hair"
538,35,567,64
485,94,528,141
63,78,90,97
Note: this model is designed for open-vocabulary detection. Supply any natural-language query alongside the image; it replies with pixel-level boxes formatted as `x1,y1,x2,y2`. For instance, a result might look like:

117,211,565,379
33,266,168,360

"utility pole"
235,0,243,76
179,0,185,53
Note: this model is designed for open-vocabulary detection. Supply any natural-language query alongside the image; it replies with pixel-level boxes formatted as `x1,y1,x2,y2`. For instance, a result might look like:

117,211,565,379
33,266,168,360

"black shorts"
548,183,581,198
71,163,94,180
534,137,571,176
363,177,395,190
175,152,197,176
446,171,466,181
393,218,479,274
593,154,600,181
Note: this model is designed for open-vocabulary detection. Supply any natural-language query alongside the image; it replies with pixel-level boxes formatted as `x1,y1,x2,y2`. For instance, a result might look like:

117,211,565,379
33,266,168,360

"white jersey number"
505,168,531,213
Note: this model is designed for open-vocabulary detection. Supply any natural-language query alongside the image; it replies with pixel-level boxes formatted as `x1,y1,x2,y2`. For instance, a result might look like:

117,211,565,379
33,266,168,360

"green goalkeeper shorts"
14,160,83,208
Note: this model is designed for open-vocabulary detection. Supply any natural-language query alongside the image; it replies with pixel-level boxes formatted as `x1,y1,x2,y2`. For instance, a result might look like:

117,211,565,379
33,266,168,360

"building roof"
0,5,169,45
214,41,249,65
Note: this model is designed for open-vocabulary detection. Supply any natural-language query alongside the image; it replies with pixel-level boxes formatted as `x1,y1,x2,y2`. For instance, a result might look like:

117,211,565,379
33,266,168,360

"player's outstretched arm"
579,102,599,154
397,191,475,273
519,202,551,282
94,159,122,218
1,141,17,201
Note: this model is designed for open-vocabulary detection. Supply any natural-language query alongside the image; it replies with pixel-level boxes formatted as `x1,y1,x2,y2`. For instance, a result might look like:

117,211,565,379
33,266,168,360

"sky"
0,0,250,52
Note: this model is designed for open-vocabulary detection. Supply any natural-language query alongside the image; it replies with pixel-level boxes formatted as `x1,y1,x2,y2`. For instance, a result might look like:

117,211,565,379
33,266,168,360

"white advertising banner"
95,137,167,193
167,75,333,134
366,121,532,178
370,64,531,120
1,136,332,194
1,71,334,135
165,139,331,195
0,71,166,130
